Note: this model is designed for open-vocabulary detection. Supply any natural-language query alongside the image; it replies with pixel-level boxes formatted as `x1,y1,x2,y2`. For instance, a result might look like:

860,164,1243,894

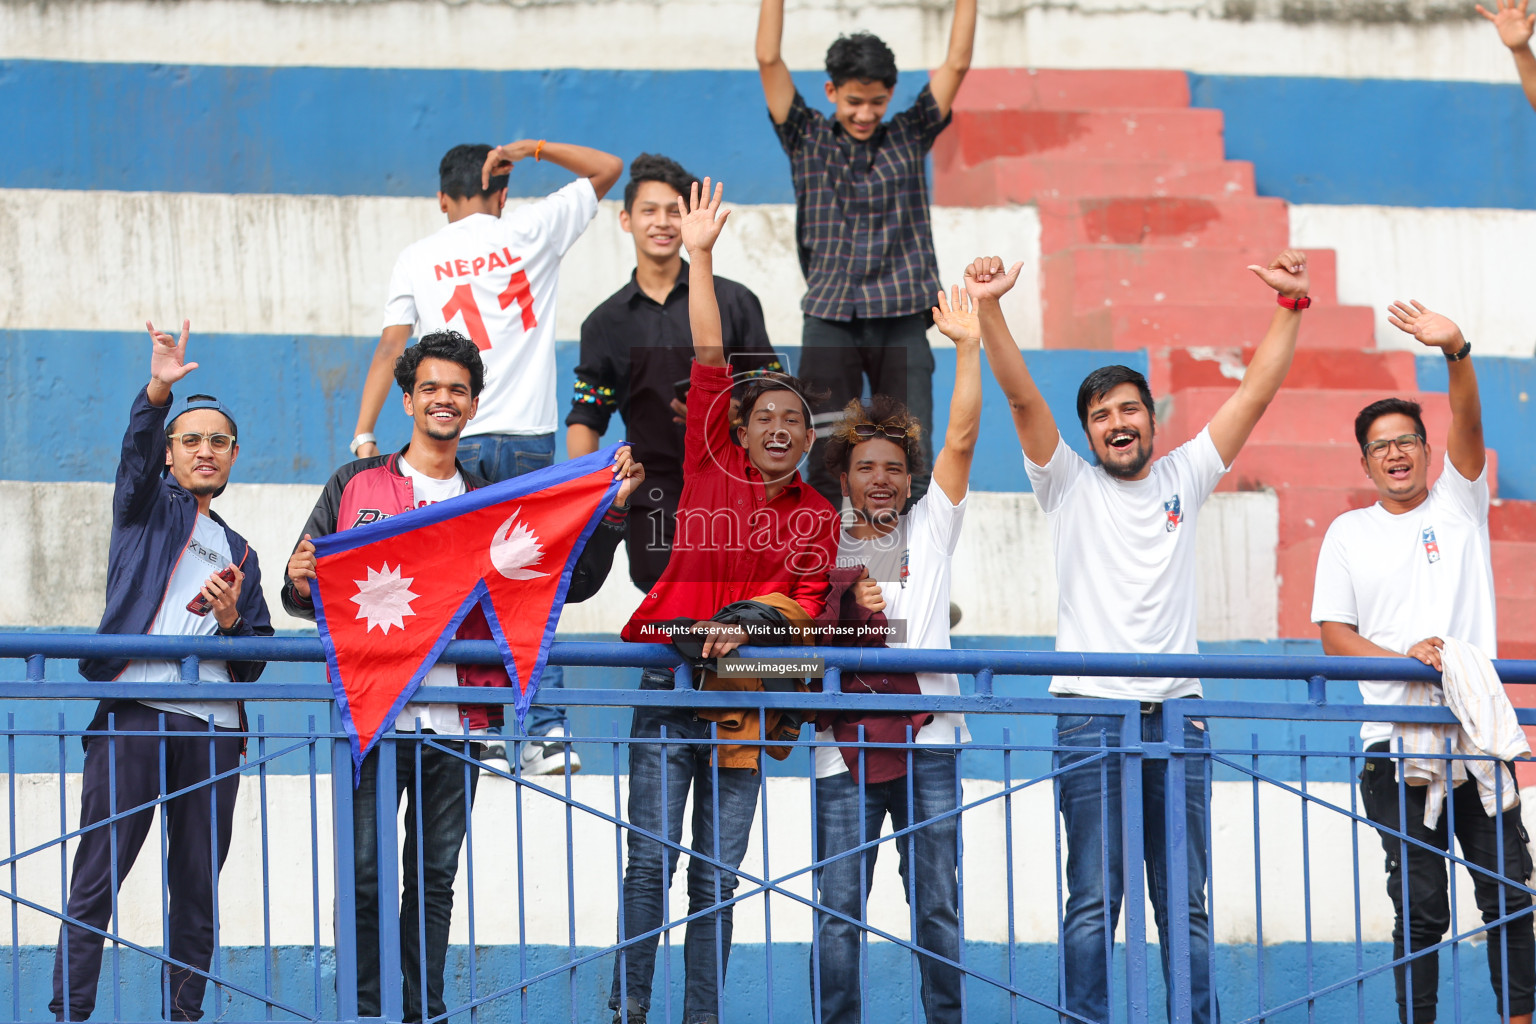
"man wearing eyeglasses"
55,320,275,1022
1313,302,1533,1024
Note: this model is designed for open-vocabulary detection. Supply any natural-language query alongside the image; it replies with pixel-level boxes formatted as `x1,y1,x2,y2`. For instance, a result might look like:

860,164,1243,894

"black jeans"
352,736,479,1023
51,701,241,1022
799,313,935,510
1360,743,1536,1022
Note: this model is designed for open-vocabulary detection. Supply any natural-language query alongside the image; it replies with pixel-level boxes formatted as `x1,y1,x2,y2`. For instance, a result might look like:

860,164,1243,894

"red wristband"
1277,293,1312,310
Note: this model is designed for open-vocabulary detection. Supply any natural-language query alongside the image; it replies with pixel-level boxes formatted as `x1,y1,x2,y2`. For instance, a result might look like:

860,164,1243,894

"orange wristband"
534,139,546,162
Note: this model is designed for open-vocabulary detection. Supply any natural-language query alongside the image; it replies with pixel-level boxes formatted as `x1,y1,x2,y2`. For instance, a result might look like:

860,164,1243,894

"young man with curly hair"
808,283,981,1024
755,0,976,509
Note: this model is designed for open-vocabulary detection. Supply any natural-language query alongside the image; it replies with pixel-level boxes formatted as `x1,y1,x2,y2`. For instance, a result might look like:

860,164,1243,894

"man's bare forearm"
353,326,412,442
567,424,602,458
688,253,726,367
1516,44,1536,111
537,142,624,199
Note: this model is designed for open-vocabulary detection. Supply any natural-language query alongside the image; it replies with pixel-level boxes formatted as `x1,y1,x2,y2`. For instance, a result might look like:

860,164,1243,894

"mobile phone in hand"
673,378,692,405
187,566,237,617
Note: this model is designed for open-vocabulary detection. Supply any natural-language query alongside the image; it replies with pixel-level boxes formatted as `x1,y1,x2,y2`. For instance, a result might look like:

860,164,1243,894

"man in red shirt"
610,179,838,1024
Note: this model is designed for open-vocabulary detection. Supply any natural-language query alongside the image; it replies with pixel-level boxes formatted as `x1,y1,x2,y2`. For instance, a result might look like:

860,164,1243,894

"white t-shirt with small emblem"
1024,428,1229,701
1311,454,1496,746
393,457,470,736
122,513,238,728
382,179,600,437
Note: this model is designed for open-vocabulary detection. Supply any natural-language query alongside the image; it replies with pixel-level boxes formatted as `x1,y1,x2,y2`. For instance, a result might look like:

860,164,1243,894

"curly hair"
733,371,826,428
821,395,925,478
393,330,486,398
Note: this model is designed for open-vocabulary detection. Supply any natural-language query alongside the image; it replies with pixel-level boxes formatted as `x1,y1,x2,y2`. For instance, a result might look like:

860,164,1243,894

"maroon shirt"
622,360,838,642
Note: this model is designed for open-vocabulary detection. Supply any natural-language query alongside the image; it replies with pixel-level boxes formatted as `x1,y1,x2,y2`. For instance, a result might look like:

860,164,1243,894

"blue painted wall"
0,331,1142,492
0,62,923,203
1189,74,1536,209
7,60,1536,208
1417,354,1536,500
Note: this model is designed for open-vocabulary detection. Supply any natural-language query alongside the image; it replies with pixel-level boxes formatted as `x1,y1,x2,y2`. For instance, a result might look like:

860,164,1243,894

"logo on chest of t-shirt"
1422,525,1442,564
353,509,394,528
1163,494,1183,533
186,536,223,567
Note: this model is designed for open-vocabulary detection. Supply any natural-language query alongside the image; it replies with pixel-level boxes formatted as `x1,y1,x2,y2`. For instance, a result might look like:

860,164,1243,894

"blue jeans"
1055,708,1217,1024
455,432,565,737
610,672,762,1023
352,735,479,1022
811,749,962,1024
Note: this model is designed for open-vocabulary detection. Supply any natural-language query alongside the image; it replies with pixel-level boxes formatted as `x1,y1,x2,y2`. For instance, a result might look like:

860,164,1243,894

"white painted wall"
0,189,1042,352
0,0,1522,83
0,482,1277,639
1,773,1526,947
1291,204,1536,358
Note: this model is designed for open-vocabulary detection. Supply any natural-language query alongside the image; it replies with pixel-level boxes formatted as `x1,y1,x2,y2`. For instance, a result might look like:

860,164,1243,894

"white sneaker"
518,727,582,776
479,741,511,777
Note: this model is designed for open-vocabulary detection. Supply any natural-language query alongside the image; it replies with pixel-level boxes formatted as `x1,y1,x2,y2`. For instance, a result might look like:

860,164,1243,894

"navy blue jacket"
79,388,275,682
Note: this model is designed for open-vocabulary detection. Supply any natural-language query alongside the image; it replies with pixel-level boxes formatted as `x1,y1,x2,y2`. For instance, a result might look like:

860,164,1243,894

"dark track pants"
52,701,241,1021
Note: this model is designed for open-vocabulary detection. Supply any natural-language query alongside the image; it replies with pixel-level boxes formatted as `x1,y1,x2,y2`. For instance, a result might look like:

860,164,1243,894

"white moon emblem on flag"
490,510,549,580
350,563,419,633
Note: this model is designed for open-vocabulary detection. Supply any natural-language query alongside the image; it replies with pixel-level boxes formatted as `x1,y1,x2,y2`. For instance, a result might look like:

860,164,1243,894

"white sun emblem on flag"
350,563,419,633
490,510,549,581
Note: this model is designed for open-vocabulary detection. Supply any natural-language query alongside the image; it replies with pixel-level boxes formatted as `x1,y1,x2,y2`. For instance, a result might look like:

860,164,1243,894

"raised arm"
1479,0,1536,112
927,0,977,117
928,285,982,502
1387,301,1485,479
756,0,797,123
1206,249,1310,467
679,178,731,368
351,324,412,458
480,140,625,200
966,257,1060,466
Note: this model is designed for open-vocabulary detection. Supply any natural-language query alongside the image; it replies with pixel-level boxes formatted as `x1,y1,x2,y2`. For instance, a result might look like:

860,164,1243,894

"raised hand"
147,320,197,405
933,284,980,346
1478,0,1535,49
1387,300,1465,353
287,534,317,599
1247,249,1309,299
677,178,731,256
612,445,646,508
962,256,1024,302
480,140,538,191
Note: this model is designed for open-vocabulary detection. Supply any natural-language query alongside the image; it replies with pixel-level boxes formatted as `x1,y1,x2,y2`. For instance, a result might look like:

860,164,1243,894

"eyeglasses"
1362,433,1423,460
850,423,907,442
168,431,236,454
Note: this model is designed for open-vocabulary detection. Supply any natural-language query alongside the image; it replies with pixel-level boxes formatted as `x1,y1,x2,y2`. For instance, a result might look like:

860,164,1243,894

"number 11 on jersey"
441,265,538,351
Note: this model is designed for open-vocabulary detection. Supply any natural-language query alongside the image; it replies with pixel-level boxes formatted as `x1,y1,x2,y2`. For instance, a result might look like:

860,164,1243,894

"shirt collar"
623,260,690,306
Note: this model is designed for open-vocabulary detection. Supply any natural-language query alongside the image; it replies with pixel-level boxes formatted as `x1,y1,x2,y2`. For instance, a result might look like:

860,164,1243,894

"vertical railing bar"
1493,749,1508,1024
1122,709,1149,1024
1448,736,1464,1024
1349,737,1364,1024
329,706,359,1022
1250,734,1266,1022
1299,735,1314,1024
257,714,274,1020
564,715,577,1024
6,712,17,1021
306,715,322,1020
809,735,823,1024
1052,720,1066,1018
377,731,402,1023
905,725,919,1024
1003,725,1018,1024
57,711,70,1023
759,705,775,1024
712,718,726,1024
611,726,628,1024
858,726,869,1019
660,725,673,1024
208,715,226,1020
1396,737,1415,1024
412,733,428,1022
462,725,480,1024
106,712,120,1022
1202,720,1215,1024
954,726,968,1024
1164,702,1191,1024
514,724,530,1024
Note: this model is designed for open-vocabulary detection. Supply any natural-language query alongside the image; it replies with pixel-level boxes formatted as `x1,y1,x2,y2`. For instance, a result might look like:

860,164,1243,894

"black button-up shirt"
773,84,952,322
567,262,782,510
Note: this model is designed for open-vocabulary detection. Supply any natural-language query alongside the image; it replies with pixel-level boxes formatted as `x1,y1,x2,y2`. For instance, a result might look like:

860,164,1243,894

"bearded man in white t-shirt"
969,249,1311,1024
807,283,981,1024
350,138,622,774
1313,303,1533,1024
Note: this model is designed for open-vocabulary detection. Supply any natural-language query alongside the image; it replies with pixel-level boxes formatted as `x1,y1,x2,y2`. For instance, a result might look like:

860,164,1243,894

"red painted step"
1037,196,1290,254
1276,536,1324,639
931,157,1256,205
1044,247,1339,312
949,68,1192,112
1213,444,1499,498
1494,541,1536,599
1492,500,1536,542
937,108,1226,166
1159,388,1451,448
1273,487,1380,547
1162,348,1419,393
1062,304,1376,352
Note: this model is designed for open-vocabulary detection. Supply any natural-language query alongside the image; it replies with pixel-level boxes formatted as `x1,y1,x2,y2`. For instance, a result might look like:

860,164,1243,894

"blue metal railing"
0,633,1533,1024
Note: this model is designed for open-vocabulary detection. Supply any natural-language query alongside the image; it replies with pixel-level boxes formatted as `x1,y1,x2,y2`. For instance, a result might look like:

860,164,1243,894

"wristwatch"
1277,294,1312,311
1445,340,1472,362
349,432,376,456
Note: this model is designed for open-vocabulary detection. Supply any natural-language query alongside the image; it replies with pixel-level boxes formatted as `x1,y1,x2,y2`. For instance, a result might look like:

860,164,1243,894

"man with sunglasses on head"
54,321,274,1023
808,281,981,1024
1313,302,1533,1024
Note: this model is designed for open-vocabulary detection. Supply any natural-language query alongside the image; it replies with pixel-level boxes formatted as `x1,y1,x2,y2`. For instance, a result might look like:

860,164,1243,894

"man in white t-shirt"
970,249,1312,1024
350,138,622,773
55,322,275,1022
807,284,981,1024
1313,303,1533,1024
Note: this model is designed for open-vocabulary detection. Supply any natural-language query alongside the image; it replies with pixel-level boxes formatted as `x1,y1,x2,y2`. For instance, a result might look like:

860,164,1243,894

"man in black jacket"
55,320,275,1022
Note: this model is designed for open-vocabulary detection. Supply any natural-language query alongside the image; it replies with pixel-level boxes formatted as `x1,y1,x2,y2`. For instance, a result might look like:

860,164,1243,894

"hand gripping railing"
2,632,1534,1024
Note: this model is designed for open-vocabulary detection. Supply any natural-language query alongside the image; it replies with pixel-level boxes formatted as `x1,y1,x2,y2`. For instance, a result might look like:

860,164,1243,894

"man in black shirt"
568,153,782,590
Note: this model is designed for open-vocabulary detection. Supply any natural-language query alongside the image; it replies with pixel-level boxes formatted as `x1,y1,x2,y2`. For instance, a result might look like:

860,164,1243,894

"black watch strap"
1446,340,1472,362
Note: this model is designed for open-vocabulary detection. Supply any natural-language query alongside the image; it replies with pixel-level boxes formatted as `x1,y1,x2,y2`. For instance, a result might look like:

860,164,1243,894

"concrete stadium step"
1494,541,1536,599
1037,196,1291,253
1492,499,1536,542
1214,443,1499,497
937,108,1227,166
1159,387,1451,448
1275,535,1325,639
1042,249,1340,344
1272,486,1381,547
1161,348,1420,392
1063,303,1376,351
931,157,1256,205
949,68,1192,112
